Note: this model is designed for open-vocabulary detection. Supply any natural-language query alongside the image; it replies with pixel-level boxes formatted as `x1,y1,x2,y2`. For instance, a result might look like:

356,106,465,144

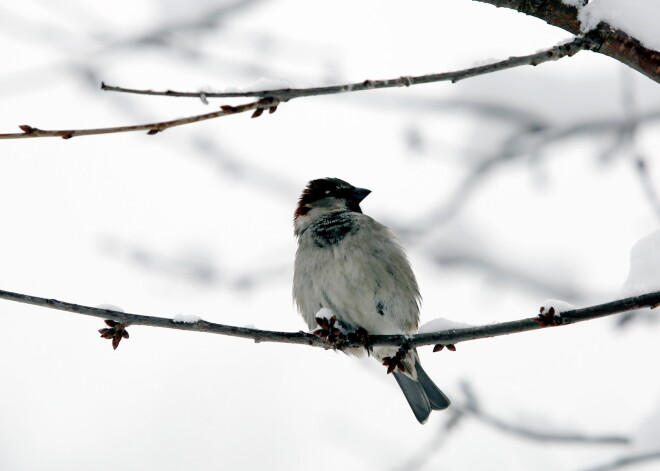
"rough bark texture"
473,0,660,83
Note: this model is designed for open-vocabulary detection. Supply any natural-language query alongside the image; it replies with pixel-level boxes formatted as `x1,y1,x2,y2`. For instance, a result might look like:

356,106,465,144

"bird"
293,177,450,423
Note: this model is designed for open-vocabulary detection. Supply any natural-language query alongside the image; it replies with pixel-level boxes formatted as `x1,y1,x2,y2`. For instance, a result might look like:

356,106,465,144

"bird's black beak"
351,187,371,203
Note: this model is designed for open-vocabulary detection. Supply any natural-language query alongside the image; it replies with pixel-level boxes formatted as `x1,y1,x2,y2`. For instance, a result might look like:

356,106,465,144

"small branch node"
19,125,36,134
433,344,457,352
98,319,130,350
535,306,563,327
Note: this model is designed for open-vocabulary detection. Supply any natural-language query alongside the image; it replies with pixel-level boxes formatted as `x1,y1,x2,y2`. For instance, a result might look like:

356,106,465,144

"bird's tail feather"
393,371,432,424
393,360,450,424
415,362,451,411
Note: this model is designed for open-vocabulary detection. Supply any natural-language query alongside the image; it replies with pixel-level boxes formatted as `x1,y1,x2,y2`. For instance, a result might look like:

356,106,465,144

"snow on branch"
0,288,659,350
100,36,596,101
472,0,660,84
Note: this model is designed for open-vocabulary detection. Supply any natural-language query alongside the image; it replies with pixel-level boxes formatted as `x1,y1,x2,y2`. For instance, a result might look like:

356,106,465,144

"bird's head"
294,178,371,235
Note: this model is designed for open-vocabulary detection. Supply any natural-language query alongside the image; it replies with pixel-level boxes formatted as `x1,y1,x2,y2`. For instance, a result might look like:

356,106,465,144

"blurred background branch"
577,451,660,471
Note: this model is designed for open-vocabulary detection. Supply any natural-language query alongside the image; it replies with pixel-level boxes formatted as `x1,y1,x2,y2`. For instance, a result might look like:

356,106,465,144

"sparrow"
293,177,450,423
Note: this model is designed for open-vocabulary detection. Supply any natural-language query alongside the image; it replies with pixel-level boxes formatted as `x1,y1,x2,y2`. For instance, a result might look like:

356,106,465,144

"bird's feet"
346,327,372,355
382,347,408,374
313,317,372,353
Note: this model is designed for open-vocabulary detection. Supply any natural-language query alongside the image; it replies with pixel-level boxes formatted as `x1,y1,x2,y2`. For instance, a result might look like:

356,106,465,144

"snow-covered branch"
1,288,659,350
472,0,660,84
100,36,594,101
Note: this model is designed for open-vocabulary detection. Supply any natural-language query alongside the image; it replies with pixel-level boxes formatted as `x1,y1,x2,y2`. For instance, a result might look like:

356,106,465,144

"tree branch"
459,381,628,445
578,451,660,471
1,288,659,349
100,36,596,100
471,0,660,84
0,98,278,140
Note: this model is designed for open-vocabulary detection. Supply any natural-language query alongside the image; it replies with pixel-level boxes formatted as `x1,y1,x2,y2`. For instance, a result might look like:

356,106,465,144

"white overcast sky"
1,1,659,470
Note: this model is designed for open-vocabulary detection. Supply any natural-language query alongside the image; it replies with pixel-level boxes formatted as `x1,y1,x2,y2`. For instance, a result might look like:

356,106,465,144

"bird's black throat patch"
311,211,359,247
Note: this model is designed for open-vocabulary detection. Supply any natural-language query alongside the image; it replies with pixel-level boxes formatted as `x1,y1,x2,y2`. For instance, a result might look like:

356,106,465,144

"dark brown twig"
0,288,659,349
0,98,278,140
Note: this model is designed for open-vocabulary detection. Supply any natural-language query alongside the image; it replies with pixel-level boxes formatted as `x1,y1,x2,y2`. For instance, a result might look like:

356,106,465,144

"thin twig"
577,451,660,471
470,408,629,444
101,36,596,100
460,381,628,445
619,71,660,221
391,407,466,471
0,288,659,349
0,98,277,140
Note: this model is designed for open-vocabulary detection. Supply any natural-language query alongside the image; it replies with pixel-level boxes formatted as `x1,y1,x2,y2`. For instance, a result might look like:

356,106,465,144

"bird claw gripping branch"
313,316,373,354
345,327,373,355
